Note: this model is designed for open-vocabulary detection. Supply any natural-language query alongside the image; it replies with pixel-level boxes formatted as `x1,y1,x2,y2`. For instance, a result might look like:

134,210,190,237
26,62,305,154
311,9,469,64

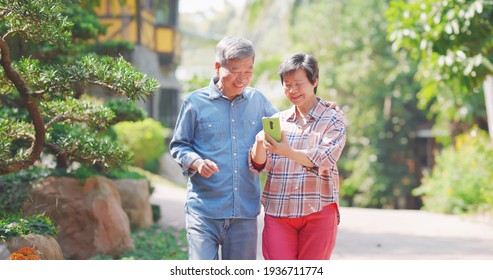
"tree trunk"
484,75,493,141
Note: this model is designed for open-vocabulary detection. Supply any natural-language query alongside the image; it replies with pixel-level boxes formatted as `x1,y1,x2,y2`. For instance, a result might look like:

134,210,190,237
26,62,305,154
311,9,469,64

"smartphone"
262,116,282,142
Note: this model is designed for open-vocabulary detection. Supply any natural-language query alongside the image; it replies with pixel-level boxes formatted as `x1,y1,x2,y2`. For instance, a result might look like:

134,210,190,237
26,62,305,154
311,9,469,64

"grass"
91,224,188,260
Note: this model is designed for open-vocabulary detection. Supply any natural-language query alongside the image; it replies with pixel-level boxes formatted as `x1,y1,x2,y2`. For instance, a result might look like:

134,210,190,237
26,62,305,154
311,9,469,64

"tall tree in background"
295,0,429,208
0,0,158,175
386,0,493,142
245,0,427,208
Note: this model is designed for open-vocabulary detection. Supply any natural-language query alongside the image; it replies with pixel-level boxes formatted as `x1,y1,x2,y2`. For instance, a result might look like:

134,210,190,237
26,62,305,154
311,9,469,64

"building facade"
94,0,181,129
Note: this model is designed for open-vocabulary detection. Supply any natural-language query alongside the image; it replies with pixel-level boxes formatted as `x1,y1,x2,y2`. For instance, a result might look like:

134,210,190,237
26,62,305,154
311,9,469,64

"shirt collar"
208,76,247,100
286,97,324,122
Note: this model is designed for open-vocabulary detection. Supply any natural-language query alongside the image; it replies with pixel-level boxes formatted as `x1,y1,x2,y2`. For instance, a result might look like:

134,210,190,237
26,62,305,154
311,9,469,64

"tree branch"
45,114,88,129
0,37,46,175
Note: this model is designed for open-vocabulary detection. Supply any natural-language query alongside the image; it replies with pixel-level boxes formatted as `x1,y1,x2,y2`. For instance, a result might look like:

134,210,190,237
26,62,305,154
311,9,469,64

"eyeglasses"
221,66,254,79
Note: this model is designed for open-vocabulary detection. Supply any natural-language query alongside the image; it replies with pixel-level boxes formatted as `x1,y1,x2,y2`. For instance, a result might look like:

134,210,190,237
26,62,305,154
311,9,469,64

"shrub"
0,214,58,241
106,99,147,124
112,118,170,170
414,127,493,214
151,204,162,223
0,167,49,215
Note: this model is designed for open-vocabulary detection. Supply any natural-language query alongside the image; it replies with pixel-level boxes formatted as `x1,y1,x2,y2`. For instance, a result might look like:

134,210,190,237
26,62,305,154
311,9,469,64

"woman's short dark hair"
278,53,319,94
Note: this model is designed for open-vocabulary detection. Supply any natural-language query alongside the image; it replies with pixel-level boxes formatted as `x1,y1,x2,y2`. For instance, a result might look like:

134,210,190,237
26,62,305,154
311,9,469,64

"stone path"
150,182,493,260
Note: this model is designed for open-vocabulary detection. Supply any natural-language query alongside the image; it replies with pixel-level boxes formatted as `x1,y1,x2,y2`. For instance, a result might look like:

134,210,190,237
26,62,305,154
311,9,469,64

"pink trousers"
262,203,339,260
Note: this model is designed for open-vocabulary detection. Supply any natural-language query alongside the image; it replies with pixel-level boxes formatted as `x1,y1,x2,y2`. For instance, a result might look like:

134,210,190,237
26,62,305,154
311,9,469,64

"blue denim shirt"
170,77,279,219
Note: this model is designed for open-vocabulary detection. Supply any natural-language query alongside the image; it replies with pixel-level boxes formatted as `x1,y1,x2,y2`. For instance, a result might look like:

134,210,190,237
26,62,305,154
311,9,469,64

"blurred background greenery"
178,0,493,215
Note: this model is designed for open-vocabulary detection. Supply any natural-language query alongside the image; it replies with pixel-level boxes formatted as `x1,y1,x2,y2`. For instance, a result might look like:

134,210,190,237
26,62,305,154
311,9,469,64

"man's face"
215,57,254,99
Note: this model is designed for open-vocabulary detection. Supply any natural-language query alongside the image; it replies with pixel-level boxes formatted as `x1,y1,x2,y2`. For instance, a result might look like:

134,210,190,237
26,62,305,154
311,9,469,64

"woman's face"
282,68,317,107
215,57,254,99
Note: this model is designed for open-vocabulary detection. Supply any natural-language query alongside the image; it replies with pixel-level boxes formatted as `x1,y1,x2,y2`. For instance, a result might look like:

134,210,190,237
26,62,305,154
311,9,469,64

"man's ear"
214,62,221,73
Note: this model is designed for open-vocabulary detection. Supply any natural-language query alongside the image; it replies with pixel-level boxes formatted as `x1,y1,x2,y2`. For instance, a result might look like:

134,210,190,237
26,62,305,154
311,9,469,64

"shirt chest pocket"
197,121,227,151
241,120,260,148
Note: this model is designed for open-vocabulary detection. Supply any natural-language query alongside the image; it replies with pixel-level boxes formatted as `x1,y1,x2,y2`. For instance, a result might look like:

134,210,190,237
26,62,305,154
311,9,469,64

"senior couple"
170,36,346,260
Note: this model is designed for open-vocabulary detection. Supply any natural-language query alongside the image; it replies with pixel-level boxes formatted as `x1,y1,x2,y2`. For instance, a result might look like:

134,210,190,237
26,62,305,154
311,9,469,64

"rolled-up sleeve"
306,110,346,171
247,149,274,174
169,99,202,177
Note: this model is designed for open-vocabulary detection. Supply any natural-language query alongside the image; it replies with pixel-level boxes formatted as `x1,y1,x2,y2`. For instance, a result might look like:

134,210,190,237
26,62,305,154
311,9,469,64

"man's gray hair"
215,36,255,66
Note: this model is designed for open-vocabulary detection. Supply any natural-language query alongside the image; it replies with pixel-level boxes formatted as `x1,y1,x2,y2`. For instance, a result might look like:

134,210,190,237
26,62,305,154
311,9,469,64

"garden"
0,0,187,260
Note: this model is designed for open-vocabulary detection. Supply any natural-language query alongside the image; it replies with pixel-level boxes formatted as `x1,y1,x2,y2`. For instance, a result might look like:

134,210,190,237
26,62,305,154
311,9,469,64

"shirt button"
233,136,236,140
234,153,237,157
232,119,235,123
234,170,238,173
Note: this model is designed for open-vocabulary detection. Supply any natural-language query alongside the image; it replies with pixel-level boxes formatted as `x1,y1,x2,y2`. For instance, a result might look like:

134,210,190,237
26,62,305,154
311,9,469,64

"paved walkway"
150,182,493,260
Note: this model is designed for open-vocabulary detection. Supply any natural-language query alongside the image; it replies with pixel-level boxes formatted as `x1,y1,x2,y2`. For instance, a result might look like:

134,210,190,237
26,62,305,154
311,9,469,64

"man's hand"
196,159,219,178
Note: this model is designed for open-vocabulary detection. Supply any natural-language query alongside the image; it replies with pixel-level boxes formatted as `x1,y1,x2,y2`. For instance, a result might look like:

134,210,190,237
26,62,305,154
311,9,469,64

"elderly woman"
250,53,346,260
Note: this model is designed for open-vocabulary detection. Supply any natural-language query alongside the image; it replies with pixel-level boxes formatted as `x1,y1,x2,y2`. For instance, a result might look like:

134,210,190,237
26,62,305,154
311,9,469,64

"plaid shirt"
249,98,346,218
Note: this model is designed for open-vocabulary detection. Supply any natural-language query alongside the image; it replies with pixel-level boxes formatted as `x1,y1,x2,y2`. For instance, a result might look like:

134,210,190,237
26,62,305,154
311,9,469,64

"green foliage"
287,0,425,208
180,74,210,96
0,214,58,241
46,122,132,170
112,119,169,169
0,167,48,215
0,118,34,165
0,0,159,175
414,127,493,214
12,55,158,102
3,0,122,64
91,224,187,260
386,0,493,137
151,204,161,223
245,0,265,27
41,98,116,128
251,55,284,85
93,41,135,57
1,0,73,47
106,99,147,124
51,165,145,180
65,2,106,40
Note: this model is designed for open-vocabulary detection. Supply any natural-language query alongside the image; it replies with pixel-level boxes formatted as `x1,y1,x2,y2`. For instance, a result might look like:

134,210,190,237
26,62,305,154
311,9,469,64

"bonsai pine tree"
0,0,159,175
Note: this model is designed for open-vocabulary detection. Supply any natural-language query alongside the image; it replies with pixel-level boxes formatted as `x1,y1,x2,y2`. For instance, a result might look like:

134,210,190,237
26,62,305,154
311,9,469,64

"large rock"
0,245,10,260
5,234,64,260
25,176,134,259
112,178,153,229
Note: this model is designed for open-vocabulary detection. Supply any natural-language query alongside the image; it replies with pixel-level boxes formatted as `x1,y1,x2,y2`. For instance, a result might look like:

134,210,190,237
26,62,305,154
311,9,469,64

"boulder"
112,179,153,229
0,244,10,260
6,234,64,260
25,176,134,259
